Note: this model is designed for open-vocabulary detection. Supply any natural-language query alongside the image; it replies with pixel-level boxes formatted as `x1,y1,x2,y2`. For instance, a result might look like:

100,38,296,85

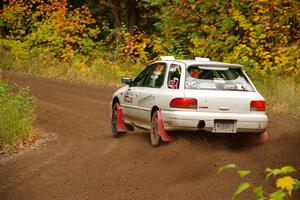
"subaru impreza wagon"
111,56,268,147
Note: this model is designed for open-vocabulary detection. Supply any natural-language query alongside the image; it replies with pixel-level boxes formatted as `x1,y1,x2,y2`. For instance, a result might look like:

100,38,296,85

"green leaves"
218,164,251,198
281,166,297,174
237,170,251,178
219,163,300,200
233,182,250,198
252,186,264,199
295,179,300,190
266,168,282,180
269,190,286,200
218,163,237,173
265,166,297,180
218,164,251,178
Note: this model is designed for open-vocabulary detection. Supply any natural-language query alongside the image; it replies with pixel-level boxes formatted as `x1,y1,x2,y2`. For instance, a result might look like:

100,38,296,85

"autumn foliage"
155,0,300,76
0,0,300,76
0,0,99,61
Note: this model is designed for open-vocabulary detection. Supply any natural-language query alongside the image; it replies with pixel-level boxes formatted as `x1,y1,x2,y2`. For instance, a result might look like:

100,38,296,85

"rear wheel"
111,103,125,137
150,110,162,147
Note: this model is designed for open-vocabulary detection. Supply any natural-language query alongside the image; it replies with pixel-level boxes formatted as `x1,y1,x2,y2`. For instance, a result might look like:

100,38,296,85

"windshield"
185,65,254,91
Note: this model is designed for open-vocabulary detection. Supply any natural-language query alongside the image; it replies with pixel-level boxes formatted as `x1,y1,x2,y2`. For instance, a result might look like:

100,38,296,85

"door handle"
219,106,229,111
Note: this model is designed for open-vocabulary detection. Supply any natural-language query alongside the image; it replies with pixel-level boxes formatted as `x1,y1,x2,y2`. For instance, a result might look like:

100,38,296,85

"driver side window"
133,63,166,88
144,63,166,88
133,64,156,87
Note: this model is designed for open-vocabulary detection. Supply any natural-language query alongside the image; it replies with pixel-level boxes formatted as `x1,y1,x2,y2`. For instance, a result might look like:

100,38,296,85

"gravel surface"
1,72,300,200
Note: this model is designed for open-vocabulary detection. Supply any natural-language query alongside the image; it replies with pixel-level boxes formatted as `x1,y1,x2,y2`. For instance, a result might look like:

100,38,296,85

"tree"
98,0,139,34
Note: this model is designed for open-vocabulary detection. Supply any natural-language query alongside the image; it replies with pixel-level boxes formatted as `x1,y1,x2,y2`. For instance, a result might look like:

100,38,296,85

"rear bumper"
161,110,268,133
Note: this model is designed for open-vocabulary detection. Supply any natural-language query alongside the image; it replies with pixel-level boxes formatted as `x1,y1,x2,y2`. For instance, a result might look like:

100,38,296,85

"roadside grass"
0,39,143,86
1,39,299,117
251,75,300,117
0,79,36,150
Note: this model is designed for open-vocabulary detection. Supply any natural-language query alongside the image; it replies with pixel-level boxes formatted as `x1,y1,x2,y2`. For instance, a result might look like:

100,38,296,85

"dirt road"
1,72,300,200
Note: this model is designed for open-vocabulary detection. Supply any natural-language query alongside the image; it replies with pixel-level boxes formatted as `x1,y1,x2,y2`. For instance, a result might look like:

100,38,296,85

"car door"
131,63,167,129
121,64,157,123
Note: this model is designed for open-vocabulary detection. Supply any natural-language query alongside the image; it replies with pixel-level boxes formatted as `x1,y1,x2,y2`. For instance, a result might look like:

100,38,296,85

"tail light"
250,100,266,111
170,98,197,109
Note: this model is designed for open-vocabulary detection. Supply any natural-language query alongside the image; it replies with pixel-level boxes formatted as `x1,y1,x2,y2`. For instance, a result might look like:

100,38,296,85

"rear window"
185,66,254,91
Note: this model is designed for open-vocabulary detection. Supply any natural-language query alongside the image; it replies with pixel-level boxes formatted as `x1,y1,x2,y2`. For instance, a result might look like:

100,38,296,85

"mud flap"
249,130,269,144
116,103,133,132
157,111,176,142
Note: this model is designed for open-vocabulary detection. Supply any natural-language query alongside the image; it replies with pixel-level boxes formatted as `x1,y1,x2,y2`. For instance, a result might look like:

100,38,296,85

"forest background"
0,0,300,115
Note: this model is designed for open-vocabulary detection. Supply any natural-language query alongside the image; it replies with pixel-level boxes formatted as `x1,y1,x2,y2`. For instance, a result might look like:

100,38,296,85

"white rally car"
111,56,268,147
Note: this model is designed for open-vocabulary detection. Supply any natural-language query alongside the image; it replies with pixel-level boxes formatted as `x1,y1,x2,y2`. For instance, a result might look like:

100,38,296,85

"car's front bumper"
161,110,268,133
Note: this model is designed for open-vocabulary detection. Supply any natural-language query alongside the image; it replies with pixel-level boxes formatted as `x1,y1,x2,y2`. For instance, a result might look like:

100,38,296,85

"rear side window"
167,64,181,89
185,66,254,91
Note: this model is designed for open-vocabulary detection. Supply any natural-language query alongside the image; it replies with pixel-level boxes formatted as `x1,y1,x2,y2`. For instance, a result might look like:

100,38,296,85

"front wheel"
111,103,125,138
150,110,163,147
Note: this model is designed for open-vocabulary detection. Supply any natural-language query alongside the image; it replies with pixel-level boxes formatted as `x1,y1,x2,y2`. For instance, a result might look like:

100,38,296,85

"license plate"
214,120,235,133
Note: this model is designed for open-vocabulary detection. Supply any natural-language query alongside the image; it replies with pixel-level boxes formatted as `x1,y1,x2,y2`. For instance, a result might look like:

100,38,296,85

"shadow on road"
128,130,260,151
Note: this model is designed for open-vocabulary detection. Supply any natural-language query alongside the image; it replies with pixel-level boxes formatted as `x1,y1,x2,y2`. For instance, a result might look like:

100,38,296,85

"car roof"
157,59,243,69
178,60,242,69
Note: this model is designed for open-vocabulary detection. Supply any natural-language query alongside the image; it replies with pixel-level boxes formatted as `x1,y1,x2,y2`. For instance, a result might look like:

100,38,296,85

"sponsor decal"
124,90,133,103
138,95,154,105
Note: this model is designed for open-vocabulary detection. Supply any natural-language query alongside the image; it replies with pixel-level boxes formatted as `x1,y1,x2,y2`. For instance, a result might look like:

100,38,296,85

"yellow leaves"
60,45,74,62
115,30,163,63
253,15,260,22
276,176,297,196
64,37,76,43
225,43,255,67
230,8,252,31
258,33,266,39
201,25,216,31
79,64,89,74
189,37,208,56
1,0,99,62
241,56,249,61
224,0,300,76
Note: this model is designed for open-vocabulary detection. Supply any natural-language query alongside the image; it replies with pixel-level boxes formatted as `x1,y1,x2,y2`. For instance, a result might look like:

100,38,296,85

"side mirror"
121,77,133,86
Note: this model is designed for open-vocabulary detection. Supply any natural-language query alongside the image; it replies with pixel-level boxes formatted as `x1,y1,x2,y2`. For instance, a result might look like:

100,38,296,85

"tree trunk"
109,0,122,29
126,0,138,35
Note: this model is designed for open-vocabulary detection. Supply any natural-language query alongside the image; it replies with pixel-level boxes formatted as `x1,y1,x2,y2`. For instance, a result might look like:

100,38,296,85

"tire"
111,103,125,138
150,110,163,147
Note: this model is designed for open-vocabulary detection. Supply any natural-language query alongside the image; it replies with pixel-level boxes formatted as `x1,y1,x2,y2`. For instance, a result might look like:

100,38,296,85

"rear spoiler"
190,62,243,69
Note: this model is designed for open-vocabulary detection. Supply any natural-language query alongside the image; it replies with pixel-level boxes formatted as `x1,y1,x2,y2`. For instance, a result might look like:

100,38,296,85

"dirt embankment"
1,72,300,200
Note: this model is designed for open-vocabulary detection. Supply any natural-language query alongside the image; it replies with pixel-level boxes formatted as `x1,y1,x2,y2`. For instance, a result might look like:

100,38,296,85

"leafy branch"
218,163,300,200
